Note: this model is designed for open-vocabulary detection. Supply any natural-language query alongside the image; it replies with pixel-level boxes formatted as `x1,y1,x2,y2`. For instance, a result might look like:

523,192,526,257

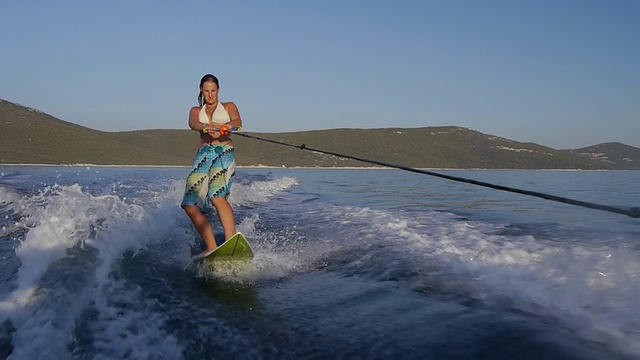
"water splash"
320,204,640,357
0,181,187,358
230,176,298,204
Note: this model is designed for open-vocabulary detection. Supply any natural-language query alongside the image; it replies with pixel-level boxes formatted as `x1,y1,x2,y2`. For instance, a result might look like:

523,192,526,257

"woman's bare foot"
192,247,217,260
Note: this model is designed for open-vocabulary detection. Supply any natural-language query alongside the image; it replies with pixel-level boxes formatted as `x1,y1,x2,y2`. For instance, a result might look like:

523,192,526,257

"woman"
181,74,243,258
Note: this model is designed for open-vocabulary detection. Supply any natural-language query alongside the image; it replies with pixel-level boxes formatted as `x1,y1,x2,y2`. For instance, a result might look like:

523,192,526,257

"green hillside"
247,128,609,169
1,98,638,169
569,142,640,170
0,99,187,165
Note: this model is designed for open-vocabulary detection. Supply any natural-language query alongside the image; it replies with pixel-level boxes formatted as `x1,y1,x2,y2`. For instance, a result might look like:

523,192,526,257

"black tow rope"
233,132,640,219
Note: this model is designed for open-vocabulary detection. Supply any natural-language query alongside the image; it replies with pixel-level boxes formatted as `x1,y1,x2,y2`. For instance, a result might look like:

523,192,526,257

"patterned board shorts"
181,144,236,211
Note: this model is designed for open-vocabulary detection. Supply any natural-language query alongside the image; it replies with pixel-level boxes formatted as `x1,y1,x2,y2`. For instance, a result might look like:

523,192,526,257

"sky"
1,0,638,149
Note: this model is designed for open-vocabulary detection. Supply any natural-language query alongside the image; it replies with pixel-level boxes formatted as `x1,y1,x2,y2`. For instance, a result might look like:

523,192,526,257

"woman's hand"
219,125,231,136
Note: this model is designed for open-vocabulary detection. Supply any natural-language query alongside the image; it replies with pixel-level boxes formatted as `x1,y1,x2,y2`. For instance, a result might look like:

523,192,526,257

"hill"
235,128,610,169
0,99,187,165
1,98,638,169
569,143,640,170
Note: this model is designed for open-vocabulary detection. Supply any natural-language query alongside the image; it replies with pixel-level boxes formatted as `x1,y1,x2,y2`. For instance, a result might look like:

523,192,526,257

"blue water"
0,166,639,359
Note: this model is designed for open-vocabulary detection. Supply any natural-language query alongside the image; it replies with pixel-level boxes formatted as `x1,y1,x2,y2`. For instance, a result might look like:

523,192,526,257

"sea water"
0,166,639,359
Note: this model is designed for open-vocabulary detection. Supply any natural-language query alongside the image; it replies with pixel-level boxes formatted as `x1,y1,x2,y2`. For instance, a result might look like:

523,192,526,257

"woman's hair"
198,74,220,106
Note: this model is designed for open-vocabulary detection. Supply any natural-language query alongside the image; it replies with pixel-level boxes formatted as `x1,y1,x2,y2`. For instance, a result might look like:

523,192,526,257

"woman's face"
201,81,219,105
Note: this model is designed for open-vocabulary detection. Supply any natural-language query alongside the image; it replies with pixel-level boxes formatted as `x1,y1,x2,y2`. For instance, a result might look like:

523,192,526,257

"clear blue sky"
1,0,638,149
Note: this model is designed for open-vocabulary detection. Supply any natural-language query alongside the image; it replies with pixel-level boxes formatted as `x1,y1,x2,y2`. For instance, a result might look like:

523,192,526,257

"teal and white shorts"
181,144,236,210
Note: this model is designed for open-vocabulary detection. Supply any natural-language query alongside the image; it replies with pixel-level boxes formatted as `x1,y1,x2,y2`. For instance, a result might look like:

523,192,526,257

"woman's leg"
183,205,218,253
211,197,237,241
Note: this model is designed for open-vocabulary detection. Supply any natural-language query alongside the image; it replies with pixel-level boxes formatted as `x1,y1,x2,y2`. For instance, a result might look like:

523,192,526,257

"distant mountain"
568,143,640,170
0,98,637,169
0,98,188,165
247,127,609,169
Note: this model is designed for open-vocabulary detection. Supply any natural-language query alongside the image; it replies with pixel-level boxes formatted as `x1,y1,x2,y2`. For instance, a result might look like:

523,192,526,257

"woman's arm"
188,107,209,133
223,102,243,130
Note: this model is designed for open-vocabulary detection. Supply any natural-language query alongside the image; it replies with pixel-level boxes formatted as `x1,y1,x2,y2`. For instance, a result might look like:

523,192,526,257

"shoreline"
0,163,636,172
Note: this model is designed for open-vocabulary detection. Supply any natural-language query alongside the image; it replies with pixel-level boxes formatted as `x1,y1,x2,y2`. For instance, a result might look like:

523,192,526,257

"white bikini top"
199,102,230,125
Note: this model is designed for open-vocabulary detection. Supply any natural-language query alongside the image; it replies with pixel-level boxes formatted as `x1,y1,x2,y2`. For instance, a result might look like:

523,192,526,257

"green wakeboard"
195,232,254,262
